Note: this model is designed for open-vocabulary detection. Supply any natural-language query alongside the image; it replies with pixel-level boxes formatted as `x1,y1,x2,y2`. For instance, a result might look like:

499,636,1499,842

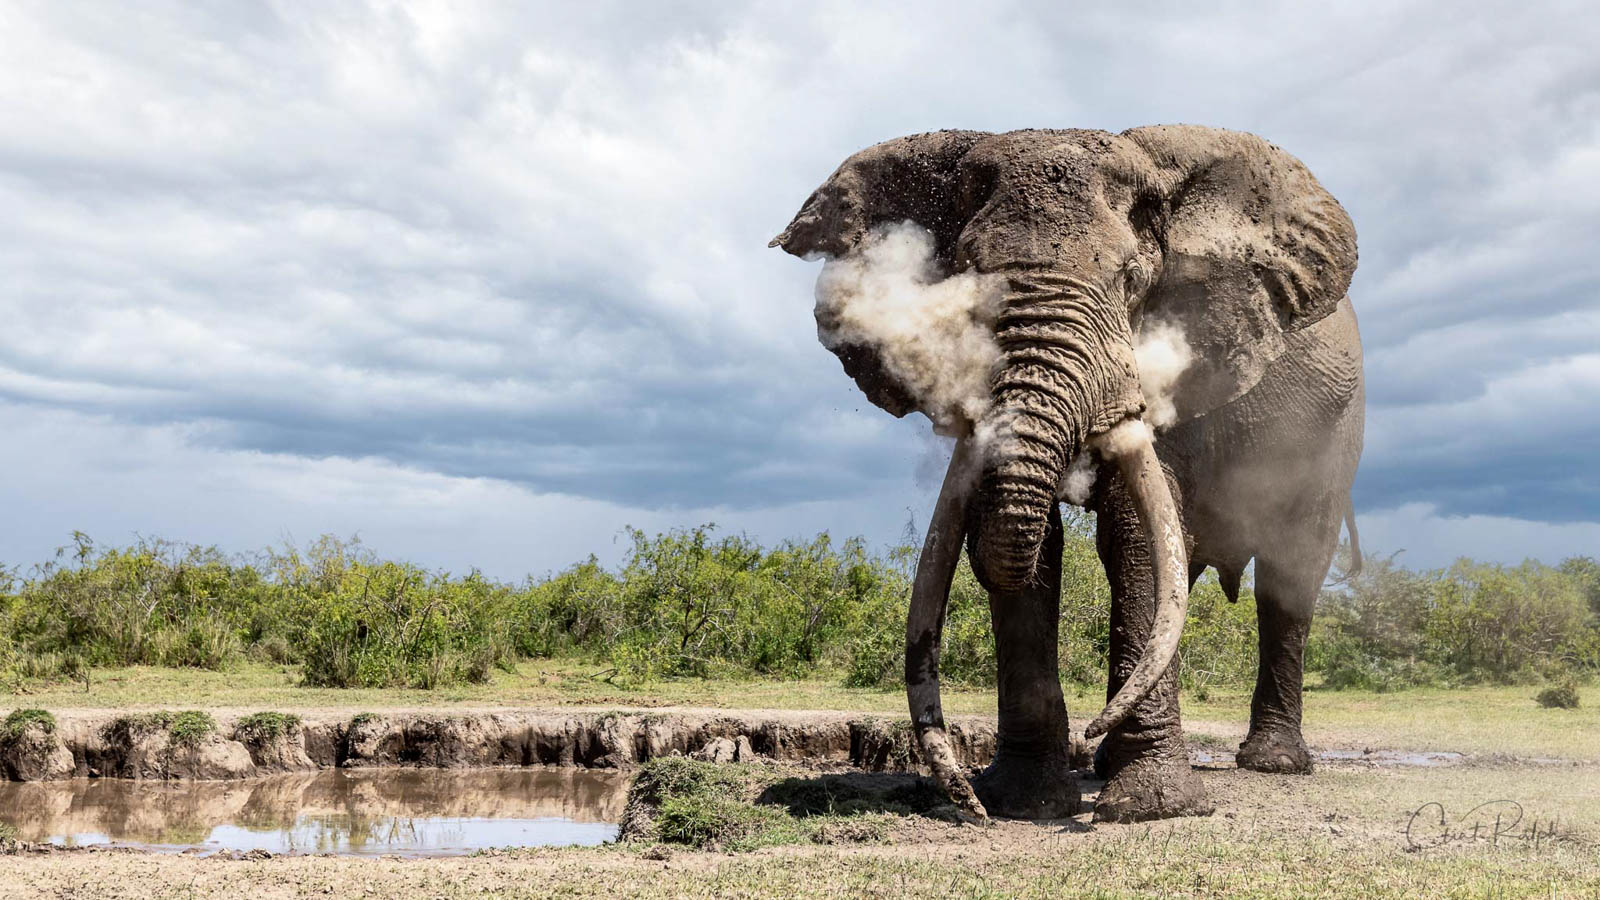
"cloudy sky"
1,0,1597,577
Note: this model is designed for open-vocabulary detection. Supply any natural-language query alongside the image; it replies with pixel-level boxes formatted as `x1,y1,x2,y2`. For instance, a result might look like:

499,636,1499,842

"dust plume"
1057,323,1190,505
1057,450,1098,506
1133,321,1192,429
813,222,1004,435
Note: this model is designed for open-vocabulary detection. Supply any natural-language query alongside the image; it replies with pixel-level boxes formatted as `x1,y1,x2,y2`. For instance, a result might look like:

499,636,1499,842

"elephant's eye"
1122,258,1152,302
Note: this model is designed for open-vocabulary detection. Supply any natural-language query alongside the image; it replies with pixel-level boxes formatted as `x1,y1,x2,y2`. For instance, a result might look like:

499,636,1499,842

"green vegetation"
1,707,56,742
233,711,301,743
625,758,907,851
105,710,179,740
1311,553,1600,691
1,522,1595,695
1537,680,1581,709
103,710,215,747
167,710,216,747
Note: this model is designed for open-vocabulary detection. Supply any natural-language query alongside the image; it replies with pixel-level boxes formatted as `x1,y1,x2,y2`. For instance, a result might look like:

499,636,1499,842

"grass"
102,710,215,747
1,708,56,742
624,758,906,851
167,710,216,747
1218,682,1599,759
231,711,301,744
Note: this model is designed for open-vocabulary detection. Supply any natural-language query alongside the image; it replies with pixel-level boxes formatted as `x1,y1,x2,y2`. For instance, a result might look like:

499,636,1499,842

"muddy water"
0,768,629,857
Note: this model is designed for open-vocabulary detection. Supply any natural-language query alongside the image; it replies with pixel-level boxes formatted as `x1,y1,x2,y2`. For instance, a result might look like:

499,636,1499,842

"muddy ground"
3,757,1597,898
2,706,1598,897
2,707,999,782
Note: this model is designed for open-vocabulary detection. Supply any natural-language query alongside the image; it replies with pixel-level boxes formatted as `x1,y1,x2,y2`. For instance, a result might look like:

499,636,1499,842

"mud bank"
1,709,999,783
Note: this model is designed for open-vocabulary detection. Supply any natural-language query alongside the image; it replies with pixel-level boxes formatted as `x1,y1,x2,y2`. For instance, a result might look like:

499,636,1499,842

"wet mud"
2,709,997,782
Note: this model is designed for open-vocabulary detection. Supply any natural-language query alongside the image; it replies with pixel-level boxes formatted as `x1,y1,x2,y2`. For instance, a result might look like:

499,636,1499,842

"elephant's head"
773,126,1356,817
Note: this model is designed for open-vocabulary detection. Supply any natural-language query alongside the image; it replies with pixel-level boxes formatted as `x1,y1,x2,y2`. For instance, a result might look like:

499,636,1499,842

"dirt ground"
3,745,1597,898
4,676,1597,897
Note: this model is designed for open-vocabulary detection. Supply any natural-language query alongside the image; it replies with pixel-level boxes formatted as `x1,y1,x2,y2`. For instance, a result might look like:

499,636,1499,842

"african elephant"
772,126,1364,823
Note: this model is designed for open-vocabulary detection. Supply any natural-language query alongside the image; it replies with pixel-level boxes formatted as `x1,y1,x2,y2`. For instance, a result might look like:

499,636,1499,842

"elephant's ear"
772,130,990,263
773,130,991,419
1123,125,1357,418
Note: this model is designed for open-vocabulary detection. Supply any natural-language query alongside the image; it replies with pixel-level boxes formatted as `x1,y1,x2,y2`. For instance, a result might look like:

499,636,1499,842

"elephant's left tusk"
906,435,988,823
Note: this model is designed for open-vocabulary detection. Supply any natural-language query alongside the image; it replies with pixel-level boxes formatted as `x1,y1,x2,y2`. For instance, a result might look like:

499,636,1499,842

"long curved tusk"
906,435,988,823
1083,421,1189,740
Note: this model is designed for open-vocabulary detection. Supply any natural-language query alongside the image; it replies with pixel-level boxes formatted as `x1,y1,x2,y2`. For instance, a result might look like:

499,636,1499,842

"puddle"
1317,749,1464,767
1190,747,1472,768
0,768,628,857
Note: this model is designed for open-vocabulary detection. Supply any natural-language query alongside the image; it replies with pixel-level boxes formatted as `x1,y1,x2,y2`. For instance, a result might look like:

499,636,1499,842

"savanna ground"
3,662,1597,899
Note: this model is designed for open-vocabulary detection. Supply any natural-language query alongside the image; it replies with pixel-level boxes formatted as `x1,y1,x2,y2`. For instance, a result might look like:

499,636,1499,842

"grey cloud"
0,0,1597,559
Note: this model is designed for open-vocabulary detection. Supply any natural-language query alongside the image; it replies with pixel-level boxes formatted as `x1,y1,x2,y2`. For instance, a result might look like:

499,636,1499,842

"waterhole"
0,768,629,857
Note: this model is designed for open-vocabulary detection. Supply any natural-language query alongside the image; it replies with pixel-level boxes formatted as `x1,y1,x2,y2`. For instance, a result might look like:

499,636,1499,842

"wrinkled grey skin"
774,126,1364,822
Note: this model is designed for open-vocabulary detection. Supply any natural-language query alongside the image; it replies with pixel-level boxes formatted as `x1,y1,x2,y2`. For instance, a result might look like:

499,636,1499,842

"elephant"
772,125,1364,823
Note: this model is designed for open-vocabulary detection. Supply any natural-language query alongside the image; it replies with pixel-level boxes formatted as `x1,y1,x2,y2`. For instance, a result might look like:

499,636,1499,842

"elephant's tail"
1343,495,1362,578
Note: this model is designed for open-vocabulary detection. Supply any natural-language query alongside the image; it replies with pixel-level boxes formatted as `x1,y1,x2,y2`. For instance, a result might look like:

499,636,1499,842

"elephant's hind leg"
1090,465,1212,822
1237,539,1336,775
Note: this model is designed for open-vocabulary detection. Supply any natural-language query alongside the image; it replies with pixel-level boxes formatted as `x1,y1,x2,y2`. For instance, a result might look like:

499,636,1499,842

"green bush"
1535,680,1580,710
627,759,896,851
1,523,1595,695
1,708,56,743
294,547,516,689
1178,575,1259,697
168,710,216,747
233,711,302,743
4,534,261,676
1312,554,1598,690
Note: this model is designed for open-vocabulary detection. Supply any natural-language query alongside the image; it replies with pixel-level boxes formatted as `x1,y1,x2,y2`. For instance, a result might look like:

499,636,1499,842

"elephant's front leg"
1091,464,1212,822
970,504,1081,819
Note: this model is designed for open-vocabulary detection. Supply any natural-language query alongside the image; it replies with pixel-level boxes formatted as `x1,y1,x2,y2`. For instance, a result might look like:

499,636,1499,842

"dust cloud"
815,225,1193,508
1133,321,1192,429
1057,322,1191,504
813,222,1004,435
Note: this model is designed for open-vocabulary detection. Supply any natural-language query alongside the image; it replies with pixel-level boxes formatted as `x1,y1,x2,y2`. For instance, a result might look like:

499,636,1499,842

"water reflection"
0,768,627,856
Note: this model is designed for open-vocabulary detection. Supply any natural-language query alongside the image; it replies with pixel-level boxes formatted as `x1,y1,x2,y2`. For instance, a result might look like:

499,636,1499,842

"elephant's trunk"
970,273,1126,593
966,271,1190,741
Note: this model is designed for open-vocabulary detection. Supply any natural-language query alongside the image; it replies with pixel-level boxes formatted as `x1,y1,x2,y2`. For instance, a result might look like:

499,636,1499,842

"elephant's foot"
1237,729,1314,774
1092,736,1212,823
971,754,1081,820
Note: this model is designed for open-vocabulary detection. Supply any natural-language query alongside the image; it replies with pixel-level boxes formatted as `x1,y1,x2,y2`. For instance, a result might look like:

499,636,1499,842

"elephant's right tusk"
906,435,988,824
1083,420,1189,740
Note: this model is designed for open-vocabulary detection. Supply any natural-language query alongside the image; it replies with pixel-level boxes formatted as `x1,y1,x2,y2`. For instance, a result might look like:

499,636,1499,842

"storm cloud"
0,0,1596,574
